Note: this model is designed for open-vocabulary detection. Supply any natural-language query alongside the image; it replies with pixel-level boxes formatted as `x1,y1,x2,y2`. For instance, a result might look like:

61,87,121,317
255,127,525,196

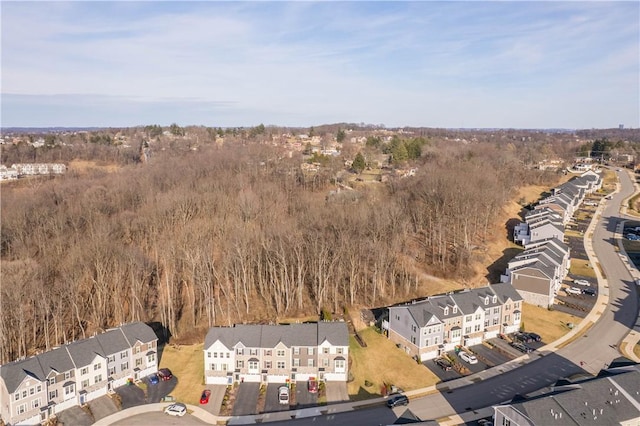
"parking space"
56,405,94,426
325,381,349,403
423,358,462,382
295,380,318,408
146,374,177,403
231,382,260,416
198,385,227,415
451,350,488,374
115,383,146,409
264,383,290,413
470,343,512,367
87,394,119,422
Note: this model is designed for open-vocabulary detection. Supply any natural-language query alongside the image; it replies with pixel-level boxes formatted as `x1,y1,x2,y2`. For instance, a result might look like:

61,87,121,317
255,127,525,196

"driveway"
231,382,260,416
324,381,349,403
264,383,290,413
146,375,177,403
470,343,512,367
87,394,119,422
424,358,462,382
115,383,146,409
198,384,227,415
56,405,94,426
295,381,318,408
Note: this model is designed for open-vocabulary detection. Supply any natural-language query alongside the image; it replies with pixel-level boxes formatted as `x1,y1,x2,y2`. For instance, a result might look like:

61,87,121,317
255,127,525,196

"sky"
1,1,639,129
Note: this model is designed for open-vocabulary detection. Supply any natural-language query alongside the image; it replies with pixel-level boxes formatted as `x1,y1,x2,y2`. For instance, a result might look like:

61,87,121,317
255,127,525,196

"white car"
458,351,478,364
566,287,582,295
164,403,187,417
573,279,589,286
278,386,290,405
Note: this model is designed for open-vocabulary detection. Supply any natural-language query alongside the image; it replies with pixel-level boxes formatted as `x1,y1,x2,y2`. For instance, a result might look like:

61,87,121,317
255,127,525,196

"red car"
200,389,211,404
158,368,173,381
307,378,318,393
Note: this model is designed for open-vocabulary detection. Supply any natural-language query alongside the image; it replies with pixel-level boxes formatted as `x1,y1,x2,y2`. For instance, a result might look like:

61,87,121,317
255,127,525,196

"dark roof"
0,356,45,393
489,283,524,303
35,345,75,377
65,336,106,367
120,322,158,345
95,328,131,356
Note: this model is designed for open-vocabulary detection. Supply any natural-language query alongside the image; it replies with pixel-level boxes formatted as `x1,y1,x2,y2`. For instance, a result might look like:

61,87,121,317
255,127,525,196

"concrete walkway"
95,171,640,425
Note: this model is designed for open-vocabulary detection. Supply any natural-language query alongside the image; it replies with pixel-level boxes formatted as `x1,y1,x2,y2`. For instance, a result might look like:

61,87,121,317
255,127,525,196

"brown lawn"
67,160,121,174
348,328,438,400
521,303,580,343
569,259,596,278
159,343,205,405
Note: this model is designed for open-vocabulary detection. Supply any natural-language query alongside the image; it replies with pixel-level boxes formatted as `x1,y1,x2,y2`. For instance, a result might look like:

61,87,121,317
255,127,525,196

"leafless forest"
0,130,586,363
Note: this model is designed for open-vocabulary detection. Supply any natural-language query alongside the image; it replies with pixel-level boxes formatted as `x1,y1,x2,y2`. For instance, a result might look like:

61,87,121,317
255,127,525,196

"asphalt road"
267,169,640,425
111,411,209,425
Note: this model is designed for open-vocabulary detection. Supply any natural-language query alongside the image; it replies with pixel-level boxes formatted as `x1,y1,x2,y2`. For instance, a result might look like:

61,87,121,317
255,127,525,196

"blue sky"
1,1,638,129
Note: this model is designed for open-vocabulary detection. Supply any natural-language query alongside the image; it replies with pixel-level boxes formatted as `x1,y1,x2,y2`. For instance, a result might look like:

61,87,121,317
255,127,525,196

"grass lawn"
159,344,204,405
569,259,596,278
348,328,438,400
634,344,640,359
565,229,582,239
521,303,580,343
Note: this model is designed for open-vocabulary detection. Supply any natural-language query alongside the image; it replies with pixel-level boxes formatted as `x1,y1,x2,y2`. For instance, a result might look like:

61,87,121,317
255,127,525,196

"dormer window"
453,306,458,314
484,296,489,305
444,307,449,315
493,296,497,303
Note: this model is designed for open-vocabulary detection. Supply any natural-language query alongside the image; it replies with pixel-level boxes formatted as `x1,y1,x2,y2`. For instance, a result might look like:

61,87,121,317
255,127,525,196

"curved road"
269,169,640,425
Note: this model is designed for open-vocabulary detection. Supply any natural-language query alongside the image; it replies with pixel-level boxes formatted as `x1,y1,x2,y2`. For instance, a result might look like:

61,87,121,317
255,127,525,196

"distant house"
203,322,349,385
0,165,18,181
386,284,523,361
0,322,157,426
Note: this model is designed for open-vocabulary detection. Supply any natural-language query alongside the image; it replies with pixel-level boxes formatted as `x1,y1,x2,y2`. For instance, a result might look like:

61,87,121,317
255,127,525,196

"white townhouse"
387,284,523,361
0,322,157,426
204,322,349,385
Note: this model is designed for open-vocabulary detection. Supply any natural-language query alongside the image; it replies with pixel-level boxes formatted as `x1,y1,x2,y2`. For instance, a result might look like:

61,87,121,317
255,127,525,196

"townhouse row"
505,170,602,307
385,283,523,361
203,322,349,385
0,322,157,426
0,164,66,181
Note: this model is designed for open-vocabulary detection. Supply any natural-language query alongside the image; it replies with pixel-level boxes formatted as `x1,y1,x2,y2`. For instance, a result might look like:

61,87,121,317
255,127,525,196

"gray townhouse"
502,238,571,307
514,208,564,246
203,322,349,385
386,284,523,362
0,322,157,426
494,363,640,426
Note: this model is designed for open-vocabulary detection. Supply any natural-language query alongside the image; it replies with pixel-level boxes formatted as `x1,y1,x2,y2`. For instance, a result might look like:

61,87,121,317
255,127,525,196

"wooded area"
0,133,566,363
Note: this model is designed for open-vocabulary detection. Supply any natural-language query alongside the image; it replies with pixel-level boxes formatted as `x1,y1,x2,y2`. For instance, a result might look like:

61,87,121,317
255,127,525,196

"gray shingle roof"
317,322,349,346
65,336,106,367
120,321,158,345
95,329,131,356
35,346,75,377
0,356,46,393
489,283,524,303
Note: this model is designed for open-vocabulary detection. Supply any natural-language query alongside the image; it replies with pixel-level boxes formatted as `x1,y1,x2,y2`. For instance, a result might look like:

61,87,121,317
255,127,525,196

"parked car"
565,287,582,295
158,368,173,381
514,332,533,343
573,279,589,286
582,288,596,296
386,394,409,408
434,357,453,371
164,403,187,417
307,378,318,393
458,351,478,364
200,389,211,404
148,373,159,385
626,234,639,241
278,386,290,405
510,341,533,353
526,332,541,342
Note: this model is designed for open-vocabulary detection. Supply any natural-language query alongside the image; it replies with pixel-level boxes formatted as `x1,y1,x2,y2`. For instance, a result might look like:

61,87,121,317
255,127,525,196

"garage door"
293,373,312,382
206,376,231,385
463,336,483,347
266,375,289,383
240,374,261,383
419,350,438,362
484,330,498,340
323,373,346,381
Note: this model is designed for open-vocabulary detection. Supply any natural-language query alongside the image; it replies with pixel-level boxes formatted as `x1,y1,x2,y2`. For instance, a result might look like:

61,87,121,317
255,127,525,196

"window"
81,367,88,375
276,349,285,357
466,315,472,322
465,327,471,334
134,346,141,354
94,375,102,384
308,359,315,367
48,377,55,386
108,355,115,363
236,348,244,355
65,385,74,395
147,353,156,363
108,367,115,376
82,379,89,389
452,329,461,338
484,296,489,305
277,361,285,369
208,352,212,358
505,304,511,310
475,313,481,320
210,364,217,371
236,360,244,369
337,348,343,354
493,317,500,326
64,372,71,380
31,398,41,409
293,347,300,355
484,320,490,328
505,315,510,322
221,363,228,371
514,302,520,309
444,307,449,315
94,363,101,371
322,358,329,367
17,403,26,415
135,358,143,367
249,349,258,356
334,359,346,372
411,325,417,332
474,324,481,332
434,337,439,344
293,358,300,367
248,360,258,371
493,296,498,303
322,347,329,354
264,349,272,356
22,390,27,398
120,351,127,359
425,338,430,346
226,352,230,358
453,306,458,314
514,312,521,322
493,307,500,314
264,361,272,369
36,385,41,392
308,348,314,355
30,387,35,395
48,390,57,399
14,393,20,401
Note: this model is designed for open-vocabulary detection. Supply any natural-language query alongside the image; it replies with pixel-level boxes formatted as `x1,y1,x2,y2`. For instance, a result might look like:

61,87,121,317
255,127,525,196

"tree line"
0,137,560,363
